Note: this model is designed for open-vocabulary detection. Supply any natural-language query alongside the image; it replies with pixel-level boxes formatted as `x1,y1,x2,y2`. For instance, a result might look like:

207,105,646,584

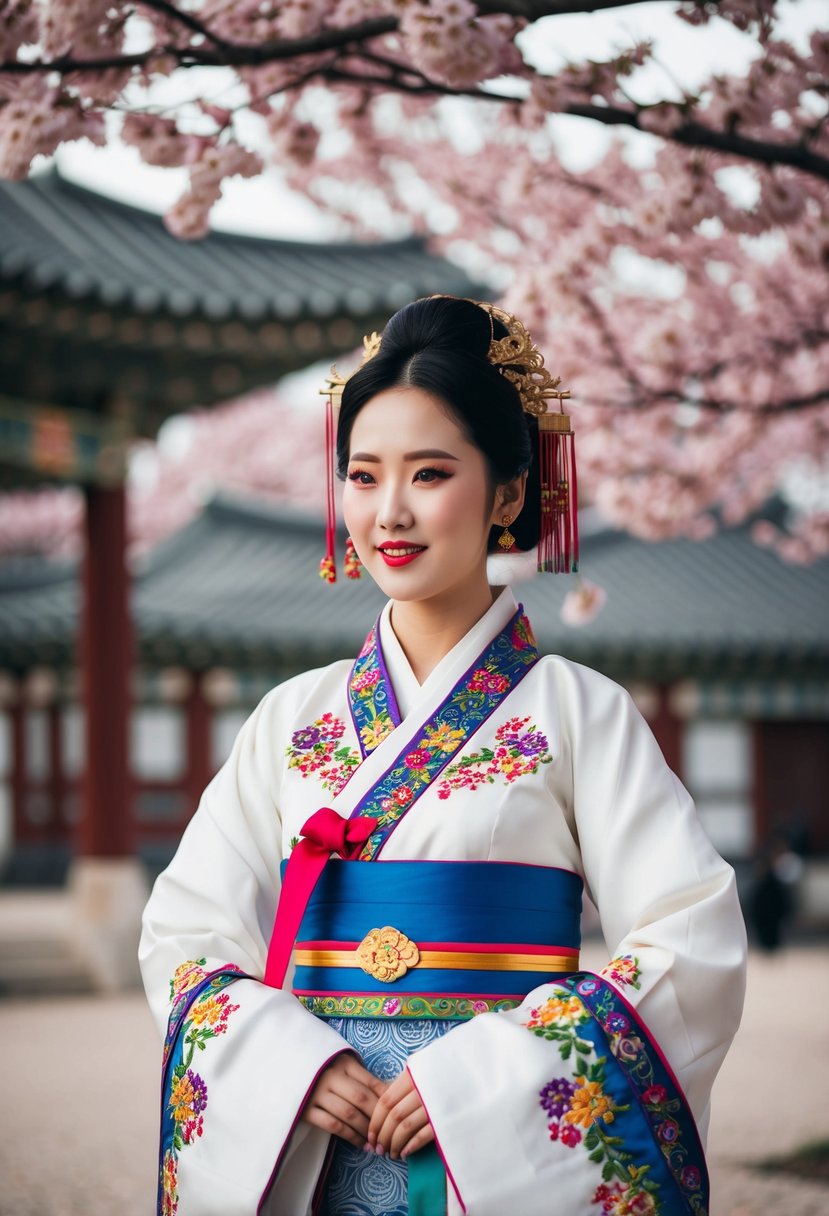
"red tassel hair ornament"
319,391,337,584
538,409,579,574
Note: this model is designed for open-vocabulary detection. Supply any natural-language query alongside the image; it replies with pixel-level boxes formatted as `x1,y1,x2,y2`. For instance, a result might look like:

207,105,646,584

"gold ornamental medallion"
356,926,420,983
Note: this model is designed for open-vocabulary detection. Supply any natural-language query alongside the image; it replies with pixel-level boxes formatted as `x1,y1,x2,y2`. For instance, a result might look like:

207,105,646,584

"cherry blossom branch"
599,386,829,414
136,0,234,50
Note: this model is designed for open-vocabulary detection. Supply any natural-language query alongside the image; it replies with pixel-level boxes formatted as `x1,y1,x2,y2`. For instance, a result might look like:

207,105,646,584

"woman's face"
343,387,511,609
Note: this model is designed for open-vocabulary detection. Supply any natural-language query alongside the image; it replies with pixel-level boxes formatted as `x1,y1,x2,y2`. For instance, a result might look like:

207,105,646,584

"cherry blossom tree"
1,1,828,559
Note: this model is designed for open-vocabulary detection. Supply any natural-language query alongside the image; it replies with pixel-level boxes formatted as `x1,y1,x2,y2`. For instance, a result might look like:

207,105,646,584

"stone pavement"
0,944,826,1215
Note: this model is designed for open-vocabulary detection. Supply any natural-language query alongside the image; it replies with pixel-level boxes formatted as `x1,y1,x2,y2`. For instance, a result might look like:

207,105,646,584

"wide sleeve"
406,662,746,1216
139,687,350,1216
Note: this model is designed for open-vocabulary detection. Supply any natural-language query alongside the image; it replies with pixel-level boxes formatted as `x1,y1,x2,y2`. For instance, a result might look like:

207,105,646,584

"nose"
376,478,414,532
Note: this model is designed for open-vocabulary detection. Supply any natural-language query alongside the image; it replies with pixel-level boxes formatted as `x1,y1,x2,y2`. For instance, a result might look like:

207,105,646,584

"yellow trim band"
294,948,579,973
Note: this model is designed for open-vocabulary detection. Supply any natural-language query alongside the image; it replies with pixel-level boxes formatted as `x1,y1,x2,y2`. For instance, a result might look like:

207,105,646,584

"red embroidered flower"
405,749,430,769
643,1084,668,1106
467,668,510,694
559,1123,582,1148
392,784,413,806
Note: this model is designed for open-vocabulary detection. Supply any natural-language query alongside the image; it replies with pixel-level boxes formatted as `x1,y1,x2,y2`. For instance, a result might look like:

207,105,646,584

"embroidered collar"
352,598,540,859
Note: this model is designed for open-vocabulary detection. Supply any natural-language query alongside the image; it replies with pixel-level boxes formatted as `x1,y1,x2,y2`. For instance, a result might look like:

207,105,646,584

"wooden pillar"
651,686,683,781
79,483,133,856
9,700,26,844
186,674,212,816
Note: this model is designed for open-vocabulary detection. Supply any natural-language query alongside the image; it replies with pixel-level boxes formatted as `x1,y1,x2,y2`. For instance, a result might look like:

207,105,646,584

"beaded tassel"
344,537,362,579
319,394,337,583
537,411,579,574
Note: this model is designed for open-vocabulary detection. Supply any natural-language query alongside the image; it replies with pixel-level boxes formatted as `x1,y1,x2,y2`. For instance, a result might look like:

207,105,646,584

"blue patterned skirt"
315,1016,456,1216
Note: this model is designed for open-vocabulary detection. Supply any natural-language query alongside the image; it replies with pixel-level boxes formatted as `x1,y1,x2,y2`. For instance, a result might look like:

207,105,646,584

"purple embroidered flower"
657,1118,680,1144
291,726,321,750
577,978,599,996
539,1077,577,1118
511,731,549,757
188,1070,208,1115
604,1012,629,1034
681,1166,701,1190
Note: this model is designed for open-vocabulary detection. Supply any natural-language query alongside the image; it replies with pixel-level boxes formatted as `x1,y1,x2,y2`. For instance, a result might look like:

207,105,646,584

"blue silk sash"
291,860,583,1008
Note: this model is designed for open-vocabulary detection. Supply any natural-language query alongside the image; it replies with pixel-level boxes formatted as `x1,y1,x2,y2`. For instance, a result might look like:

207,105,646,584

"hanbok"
139,588,746,1215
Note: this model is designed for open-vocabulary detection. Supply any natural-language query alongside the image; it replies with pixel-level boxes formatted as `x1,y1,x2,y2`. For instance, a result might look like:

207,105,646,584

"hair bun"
380,296,492,362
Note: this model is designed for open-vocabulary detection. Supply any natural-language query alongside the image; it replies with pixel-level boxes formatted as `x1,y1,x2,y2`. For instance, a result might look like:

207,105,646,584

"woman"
140,296,746,1216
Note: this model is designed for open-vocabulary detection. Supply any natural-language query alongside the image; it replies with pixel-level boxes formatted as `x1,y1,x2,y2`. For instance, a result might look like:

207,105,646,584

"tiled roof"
0,170,474,324
0,170,481,428
0,495,826,681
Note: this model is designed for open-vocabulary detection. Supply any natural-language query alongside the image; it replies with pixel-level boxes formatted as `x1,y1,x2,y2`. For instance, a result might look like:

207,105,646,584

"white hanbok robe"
139,588,746,1216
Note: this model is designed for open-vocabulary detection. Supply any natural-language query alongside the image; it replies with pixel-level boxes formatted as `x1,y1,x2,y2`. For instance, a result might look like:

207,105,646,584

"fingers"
304,1090,371,1147
301,1054,387,1148
342,1054,389,1101
367,1070,412,1145
369,1070,434,1160
377,1090,430,1159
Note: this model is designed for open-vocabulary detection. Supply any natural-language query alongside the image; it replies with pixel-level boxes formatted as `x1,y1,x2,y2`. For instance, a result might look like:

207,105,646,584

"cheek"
342,484,371,535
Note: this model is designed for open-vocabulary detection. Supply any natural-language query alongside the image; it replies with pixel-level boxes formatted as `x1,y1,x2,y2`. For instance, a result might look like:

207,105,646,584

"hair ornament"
321,331,383,405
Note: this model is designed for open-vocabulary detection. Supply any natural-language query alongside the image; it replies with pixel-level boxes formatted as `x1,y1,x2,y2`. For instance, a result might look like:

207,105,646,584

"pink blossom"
560,580,608,628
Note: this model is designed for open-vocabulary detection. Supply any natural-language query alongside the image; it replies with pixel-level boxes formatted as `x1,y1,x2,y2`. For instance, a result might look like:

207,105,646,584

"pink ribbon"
264,808,377,989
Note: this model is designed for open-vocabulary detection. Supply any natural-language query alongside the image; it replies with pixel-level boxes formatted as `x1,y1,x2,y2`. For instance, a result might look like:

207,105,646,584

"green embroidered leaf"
559,1042,572,1060
195,1038,206,1050
584,1128,599,1151
575,1039,592,1054
588,1147,605,1164
601,1160,616,1182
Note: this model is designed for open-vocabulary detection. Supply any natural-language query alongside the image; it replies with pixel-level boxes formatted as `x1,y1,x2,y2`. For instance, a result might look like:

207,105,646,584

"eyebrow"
349,449,460,463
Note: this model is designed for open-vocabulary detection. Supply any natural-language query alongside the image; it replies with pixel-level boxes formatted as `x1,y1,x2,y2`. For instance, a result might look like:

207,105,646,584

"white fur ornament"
486,549,540,585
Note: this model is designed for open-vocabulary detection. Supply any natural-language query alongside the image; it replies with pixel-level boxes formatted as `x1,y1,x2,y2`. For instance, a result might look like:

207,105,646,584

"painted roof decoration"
0,494,826,681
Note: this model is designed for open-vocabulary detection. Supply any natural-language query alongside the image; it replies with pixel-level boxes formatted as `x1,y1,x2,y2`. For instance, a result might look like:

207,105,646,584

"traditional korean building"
0,167,480,985
1,493,827,901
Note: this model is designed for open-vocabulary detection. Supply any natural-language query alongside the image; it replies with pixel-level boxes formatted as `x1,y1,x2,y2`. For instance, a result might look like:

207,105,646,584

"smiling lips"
377,544,427,567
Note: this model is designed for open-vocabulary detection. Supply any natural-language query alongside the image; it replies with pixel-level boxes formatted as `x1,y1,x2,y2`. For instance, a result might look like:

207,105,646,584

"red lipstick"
377,544,427,567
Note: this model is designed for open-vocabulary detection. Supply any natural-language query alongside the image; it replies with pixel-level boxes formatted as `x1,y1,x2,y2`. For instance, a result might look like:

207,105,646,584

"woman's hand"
301,1053,388,1148
367,1068,434,1160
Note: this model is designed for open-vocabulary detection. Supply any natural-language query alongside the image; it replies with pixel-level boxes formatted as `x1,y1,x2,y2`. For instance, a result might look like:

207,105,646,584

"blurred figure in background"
749,830,805,951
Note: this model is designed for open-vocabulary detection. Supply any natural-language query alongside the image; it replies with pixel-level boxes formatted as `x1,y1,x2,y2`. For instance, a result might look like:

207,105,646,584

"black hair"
337,296,541,551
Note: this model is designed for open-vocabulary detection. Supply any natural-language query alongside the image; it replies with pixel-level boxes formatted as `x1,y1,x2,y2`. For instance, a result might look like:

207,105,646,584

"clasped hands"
301,1053,434,1160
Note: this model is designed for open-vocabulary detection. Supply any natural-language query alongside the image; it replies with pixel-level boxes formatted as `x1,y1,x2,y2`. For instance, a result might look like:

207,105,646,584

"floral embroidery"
593,1181,658,1214
436,716,552,799
160,966,242,1216
352,606,540,859
601,955,642,991
285,712,361,795
467,667,510,694
348,622,401,758
534,977,709,1216
526,989,662,1210
161,1149,178,1216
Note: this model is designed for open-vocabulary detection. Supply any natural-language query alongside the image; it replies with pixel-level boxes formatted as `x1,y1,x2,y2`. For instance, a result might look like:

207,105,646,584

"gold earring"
498,514,516,551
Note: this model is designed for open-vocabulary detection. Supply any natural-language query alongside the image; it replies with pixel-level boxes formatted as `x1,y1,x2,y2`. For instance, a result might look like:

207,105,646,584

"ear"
490,471,527,526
